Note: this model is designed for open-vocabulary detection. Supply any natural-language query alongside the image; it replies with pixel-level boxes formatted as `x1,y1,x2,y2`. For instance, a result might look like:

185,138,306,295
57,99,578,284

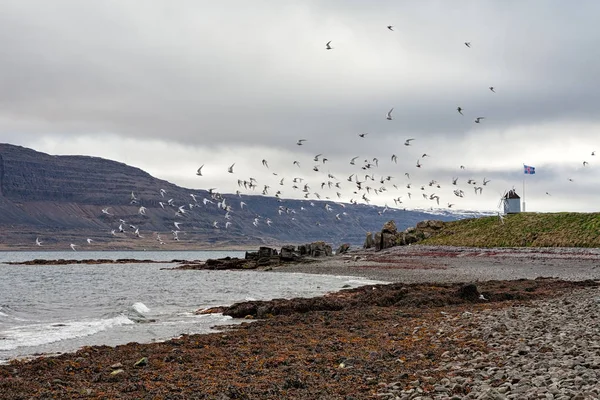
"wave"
131,302,150,315
0,314,134,351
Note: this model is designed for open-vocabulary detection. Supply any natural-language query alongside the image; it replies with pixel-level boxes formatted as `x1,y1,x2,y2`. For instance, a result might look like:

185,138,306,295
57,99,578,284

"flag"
523,165,535,175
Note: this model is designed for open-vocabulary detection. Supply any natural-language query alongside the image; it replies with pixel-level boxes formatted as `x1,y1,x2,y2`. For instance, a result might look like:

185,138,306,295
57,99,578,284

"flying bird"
457,107,463,115
228,163,235,173
464,42,471,48
325,41,332,50
404,138,414,146
196,164,204,176
101,207,112,215
86,238,93,244
583,161,589,166
391,154,397,163
296,139,307,145
70,243,77,251
474,117,485,123
387,25,393,31
358,133,368,138
489,86,495,93
35,237,42,246
386,108,394,120
262,159,269,168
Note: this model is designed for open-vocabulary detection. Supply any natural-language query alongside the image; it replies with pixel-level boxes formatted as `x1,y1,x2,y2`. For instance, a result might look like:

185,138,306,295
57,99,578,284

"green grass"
420,212,600,247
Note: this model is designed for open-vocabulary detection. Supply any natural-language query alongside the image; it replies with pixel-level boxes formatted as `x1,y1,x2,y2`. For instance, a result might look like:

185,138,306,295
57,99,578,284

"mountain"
0,143,491,250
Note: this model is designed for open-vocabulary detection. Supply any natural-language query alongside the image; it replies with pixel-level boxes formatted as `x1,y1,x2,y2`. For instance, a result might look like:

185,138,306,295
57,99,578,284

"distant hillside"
422,212,600,247
0,143,486,250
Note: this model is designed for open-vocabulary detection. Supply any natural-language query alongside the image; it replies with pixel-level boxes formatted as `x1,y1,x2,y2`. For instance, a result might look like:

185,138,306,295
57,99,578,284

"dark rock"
381,232,397,249
304,241,332,257
364,232,374,249
258,247,276,258
336,243,350,254
133,357,148,367
280,245,298,261
457,284,480,301
381,220,398,235
374,232,382,250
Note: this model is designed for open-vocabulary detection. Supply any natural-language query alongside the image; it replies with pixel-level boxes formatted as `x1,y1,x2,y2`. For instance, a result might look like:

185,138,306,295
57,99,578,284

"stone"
381,220,398,235
336,243,350,254
364,232,374,249
457,284,480,301
133,357,148,367
381,232,397,249
280,245,298,261
374,232,382,250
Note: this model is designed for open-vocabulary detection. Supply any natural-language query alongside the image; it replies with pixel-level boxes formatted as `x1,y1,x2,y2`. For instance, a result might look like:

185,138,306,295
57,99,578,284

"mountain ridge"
0,143,491,250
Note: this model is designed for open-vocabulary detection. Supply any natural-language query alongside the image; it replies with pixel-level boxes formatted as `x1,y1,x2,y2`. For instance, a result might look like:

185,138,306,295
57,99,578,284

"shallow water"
0,251,384,363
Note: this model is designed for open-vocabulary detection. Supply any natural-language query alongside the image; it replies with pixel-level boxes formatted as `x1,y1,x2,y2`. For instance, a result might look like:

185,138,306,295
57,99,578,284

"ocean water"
0,251,384,363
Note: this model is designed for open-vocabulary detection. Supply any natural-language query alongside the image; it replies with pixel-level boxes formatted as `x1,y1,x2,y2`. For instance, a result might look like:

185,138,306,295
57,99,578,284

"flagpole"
522,177,525,212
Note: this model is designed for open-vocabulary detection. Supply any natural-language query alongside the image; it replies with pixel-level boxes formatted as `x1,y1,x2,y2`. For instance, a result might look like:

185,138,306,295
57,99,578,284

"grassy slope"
421,212,600,247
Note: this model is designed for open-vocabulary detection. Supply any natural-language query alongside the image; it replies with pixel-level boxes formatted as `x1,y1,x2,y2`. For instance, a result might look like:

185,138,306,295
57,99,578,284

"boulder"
374,232,382,250
280,245,298,261
258,246,277,258
336,243,350,254
416,220,444,230
381,232,398,249
306,241,332,257
381,220,398,235
457,284,480,301
364,232,374,249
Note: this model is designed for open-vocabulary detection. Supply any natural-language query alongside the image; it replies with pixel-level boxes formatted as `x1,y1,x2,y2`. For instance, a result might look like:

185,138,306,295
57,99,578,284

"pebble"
377,287,600,400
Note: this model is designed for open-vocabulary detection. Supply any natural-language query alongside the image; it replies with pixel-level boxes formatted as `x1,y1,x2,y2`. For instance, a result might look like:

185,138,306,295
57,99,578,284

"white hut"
502,189,521,214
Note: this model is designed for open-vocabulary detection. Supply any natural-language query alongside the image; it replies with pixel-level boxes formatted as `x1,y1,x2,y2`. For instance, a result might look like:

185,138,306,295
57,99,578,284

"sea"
0,250,385,364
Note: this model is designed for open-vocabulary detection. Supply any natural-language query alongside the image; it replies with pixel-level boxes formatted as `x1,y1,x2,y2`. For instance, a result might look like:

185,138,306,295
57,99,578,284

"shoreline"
2,246,600,398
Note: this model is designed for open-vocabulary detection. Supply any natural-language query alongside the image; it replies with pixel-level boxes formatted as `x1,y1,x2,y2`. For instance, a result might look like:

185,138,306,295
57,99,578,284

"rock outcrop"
368,219,446,250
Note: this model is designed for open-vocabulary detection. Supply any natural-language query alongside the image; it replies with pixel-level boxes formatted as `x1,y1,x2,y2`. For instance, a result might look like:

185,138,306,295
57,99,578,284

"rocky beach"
2,245,600,399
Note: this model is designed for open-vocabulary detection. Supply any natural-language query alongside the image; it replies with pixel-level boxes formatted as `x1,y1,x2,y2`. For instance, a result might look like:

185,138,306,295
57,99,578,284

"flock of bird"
33,26,594,249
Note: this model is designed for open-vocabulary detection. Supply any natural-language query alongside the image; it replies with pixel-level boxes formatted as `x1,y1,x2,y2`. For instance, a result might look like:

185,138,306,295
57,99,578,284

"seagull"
387,25,393,31
35,237,42,246
479,294,488,301
483,178,491,185
228,163,235,173
457,106,463,115
196,164,204,176
296,139,307,145
240,201,247,209
404,138,414,146
70,243,77,251
460,165,466,169
592,151,596,156
464,42,471,48
350,156,359,165
174,221,182,230
325,41,332,50
262,159,269,168
101,207,112,215
391,154,397,163
160,189,167,197
138,206,147,215
474,117,485,123
386,108,394,120
225,221,232,229
118,223,124,233
86,238,93,244
358,133,368,138
489,86,495,93
583,161,589,166
293,160,301,167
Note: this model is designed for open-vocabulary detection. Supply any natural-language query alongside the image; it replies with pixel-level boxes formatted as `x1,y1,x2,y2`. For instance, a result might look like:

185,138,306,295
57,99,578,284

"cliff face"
0,143,463,249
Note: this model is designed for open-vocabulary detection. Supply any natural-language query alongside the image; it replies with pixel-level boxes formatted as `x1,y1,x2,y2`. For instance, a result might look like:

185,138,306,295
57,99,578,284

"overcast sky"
1,0,599,212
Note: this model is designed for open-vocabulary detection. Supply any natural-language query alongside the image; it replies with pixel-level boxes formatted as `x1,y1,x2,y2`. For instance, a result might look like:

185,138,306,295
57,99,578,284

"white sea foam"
0,315,134,351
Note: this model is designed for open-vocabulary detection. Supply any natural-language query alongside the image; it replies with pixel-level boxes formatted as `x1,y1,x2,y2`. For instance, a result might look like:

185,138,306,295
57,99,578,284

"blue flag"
524,165,535,174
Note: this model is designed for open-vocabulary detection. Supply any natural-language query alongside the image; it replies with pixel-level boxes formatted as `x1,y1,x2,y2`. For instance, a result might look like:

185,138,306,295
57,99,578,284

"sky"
1,0,599,212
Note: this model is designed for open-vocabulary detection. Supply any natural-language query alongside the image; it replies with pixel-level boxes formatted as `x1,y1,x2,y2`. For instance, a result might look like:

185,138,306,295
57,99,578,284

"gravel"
273,245,600,283
376,287,600,399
